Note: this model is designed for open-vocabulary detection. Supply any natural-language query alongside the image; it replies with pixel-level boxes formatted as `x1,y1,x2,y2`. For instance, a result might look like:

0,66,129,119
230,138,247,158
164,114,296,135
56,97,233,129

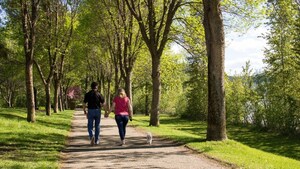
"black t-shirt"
84,90,105,109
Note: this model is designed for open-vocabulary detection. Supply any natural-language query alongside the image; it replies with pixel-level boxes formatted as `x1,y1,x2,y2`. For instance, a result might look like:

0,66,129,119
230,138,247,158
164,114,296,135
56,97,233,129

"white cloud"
170,43,183,54
225,26,268,75
170,26,268,75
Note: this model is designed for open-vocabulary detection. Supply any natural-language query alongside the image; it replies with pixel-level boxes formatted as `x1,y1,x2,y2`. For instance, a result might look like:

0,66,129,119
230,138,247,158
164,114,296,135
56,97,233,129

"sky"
171,26,268,76
225,26,268,75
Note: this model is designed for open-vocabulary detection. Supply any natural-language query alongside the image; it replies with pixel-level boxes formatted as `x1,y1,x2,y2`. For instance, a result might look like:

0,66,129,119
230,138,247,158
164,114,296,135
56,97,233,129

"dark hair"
91,82,98,89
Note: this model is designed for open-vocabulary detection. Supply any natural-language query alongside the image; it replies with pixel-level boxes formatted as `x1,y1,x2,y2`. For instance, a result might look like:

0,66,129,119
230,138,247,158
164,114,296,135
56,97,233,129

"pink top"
113,96,129,116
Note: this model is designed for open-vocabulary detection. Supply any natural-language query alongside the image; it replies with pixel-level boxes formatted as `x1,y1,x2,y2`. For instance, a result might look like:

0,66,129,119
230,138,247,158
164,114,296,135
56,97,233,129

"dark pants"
87,109,101,142
115,115,129,140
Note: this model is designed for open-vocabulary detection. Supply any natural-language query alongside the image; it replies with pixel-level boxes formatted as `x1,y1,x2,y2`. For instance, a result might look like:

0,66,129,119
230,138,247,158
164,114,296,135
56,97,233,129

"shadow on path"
60,111,228,169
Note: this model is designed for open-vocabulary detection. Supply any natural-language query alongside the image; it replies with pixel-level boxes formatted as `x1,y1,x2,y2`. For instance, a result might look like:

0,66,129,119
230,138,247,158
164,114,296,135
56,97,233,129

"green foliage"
262,0,300,134
160,50,187,114
132,115,300,168
222,0,268,33
0,25,24,108
180,54,207,120
74,0,115,95
225,0,300,135
132,48,152,114
226,74,245,123
293,9,300,62
226,61,260,124
132,48,186,115
172,2,208,121
0,108,73,168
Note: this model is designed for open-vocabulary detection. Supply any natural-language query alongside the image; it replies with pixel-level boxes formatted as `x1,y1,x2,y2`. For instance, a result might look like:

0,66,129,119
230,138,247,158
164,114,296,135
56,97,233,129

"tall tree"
101,0,143,100
20,0,40,122
125,0,182,126
263,0,300,133
76,0,116,109
292,1,300,68
31,0,79,114
79,0,121,93
52,0,79,113
203,0,227,141
172,1,208,121
33,0,58,115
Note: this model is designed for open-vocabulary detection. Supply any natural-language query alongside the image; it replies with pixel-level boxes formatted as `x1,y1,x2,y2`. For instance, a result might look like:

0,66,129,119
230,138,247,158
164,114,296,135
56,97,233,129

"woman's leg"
115,115,125,141
122,115,129,138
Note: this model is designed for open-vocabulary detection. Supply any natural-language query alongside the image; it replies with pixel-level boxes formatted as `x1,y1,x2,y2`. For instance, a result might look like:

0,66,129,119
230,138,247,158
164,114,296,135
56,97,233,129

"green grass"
0,108,73,169
131,115,300,169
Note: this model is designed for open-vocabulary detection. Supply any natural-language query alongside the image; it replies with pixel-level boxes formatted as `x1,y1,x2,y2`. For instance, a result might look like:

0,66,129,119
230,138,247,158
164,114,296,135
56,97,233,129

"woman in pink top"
106,88,133,146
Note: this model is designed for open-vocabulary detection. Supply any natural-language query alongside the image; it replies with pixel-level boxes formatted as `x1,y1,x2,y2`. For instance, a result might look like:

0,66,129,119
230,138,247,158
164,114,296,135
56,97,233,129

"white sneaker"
118,140,125,146
95,140,100,145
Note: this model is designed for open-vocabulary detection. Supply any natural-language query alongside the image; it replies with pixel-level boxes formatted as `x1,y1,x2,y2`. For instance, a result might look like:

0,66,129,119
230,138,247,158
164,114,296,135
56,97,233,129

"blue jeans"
115,115,129,140
87,109,101,143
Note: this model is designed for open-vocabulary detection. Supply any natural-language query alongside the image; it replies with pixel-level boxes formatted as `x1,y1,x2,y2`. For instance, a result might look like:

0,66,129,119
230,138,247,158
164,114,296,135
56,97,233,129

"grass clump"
0,108,73,169
131,115,300,169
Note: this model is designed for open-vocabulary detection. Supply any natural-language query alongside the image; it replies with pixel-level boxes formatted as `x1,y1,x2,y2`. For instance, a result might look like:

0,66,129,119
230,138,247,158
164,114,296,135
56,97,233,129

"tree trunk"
85,74,89,92
64,86,69,110
21,0,40,122
101,74,105,96
34,87,38,110
124,72,133,114
114,58,119,93
53,53,66,111
7,91,12,108
25,62,36,122
124,0,181,126
59,83,64,111
106,79,111,114
145,82,149,116
53,79,59,113
149,56,161,126
124,72,132,100
45,83,51,116
203,0,227,141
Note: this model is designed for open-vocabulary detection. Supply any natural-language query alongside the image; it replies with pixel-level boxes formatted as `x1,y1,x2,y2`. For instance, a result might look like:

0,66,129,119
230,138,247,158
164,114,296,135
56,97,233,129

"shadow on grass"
146,116,300,160
227,124,300,160
0,108,73,166
0,132,66,161
159,118,207,139
0,133,67,166
36,118,71,130
163,135,206,144
0,111,27,121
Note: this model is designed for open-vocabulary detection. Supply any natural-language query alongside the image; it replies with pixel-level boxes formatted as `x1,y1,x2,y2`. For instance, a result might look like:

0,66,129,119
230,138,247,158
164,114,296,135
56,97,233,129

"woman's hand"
104,112,109,118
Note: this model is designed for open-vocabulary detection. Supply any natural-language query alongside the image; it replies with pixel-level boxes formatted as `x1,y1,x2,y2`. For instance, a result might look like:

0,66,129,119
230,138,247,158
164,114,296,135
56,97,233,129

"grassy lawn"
131,115,300,169
0,108,73,169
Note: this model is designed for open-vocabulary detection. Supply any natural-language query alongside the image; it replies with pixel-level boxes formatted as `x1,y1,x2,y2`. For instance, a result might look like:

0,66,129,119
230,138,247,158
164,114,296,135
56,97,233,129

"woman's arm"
105,102,115,118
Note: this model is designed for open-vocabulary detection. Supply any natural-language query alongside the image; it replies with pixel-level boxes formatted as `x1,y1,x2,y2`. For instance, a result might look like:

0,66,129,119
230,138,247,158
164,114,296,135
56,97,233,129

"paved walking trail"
60,110,229,169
